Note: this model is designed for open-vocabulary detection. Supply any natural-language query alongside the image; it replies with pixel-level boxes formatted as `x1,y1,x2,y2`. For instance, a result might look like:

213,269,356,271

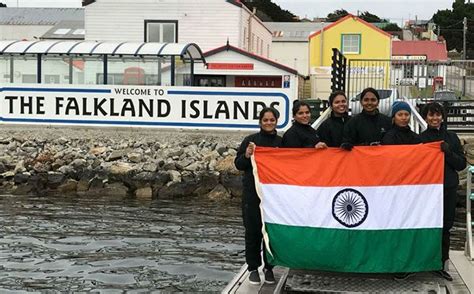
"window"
404,64,414,78
341,34,361,54
145,20,178,43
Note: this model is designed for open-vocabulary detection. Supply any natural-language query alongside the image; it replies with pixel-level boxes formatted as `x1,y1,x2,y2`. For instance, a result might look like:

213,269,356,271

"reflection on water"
0,194,244,292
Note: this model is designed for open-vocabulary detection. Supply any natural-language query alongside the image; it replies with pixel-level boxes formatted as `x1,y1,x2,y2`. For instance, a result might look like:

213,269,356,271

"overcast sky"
272,0,454,23
3,0,456,24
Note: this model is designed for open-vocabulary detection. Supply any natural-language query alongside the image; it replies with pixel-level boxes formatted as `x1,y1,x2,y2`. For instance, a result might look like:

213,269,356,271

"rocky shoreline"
1,125,474,205
0,125,249,200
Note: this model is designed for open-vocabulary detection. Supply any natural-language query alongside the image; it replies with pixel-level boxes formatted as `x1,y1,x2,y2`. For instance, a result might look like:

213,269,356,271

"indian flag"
252,142,444,273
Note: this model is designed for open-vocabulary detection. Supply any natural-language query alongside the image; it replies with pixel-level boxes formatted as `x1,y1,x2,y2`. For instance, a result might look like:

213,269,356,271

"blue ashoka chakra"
332,188,368,228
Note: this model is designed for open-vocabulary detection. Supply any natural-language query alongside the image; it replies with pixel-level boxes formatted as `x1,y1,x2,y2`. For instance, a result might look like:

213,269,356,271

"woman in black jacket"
382,101,421,145
234,107,282,285
341,87,392,150
420,102,466,281
282,100,327,149
317,91,351,147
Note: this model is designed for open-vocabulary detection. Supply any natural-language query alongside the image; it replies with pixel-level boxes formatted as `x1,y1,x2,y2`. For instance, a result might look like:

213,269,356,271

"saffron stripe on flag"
254,142,443,187
261,183,443,230
265,223,442,273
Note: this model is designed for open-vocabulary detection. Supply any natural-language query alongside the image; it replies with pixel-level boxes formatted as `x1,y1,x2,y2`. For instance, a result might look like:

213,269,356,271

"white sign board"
0,84,293,131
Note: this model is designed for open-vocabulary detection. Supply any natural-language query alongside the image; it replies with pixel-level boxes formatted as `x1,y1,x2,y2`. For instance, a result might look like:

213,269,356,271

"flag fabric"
251,142,444,273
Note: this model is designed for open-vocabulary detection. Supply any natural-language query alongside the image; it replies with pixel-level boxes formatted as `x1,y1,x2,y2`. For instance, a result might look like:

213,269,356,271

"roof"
308,14,392,40
203,44,298,75
0,8,84,25
264,22,327,42
392,41,448,61
41,21,85,40
0,40,206,62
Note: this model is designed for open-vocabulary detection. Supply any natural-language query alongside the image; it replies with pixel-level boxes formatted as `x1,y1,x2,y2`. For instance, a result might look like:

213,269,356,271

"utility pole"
462,17,467,95
463,17,467,60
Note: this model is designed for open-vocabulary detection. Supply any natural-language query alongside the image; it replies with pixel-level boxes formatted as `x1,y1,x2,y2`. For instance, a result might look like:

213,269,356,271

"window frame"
144,20,178,43
341,34,361,54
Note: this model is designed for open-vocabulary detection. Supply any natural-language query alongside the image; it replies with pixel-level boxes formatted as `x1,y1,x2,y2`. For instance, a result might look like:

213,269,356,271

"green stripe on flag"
265,223,442,273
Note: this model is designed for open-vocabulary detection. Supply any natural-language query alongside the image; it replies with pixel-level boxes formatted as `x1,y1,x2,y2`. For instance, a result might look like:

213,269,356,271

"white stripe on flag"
261,184,443,230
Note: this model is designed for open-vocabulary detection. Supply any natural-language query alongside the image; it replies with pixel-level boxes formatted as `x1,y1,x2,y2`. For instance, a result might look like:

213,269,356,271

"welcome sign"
0,84,292,130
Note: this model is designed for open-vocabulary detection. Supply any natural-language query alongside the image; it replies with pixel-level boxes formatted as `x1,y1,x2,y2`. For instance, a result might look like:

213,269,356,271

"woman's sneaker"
434,270,453,281
248,270,261,285
264,269,276,284
394,272,415,281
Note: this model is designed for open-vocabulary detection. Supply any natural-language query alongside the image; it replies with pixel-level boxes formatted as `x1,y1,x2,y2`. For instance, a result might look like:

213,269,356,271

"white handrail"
401,97,427,134
311,107,332,130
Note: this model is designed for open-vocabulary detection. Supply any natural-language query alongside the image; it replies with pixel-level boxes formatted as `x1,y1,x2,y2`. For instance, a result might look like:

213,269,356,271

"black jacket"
420,125,466,188
234,130,282,203
282,121,320,148
316,112,351,147
381,125,422,145
342,110,392,145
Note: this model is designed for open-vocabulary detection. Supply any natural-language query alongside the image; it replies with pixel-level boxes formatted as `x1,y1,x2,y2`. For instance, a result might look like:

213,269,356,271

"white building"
0,8,84,40
84,0,272,56
264,22,326,77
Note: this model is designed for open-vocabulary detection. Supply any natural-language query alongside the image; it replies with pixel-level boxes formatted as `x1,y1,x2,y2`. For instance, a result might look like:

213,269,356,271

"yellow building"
308,14,392,99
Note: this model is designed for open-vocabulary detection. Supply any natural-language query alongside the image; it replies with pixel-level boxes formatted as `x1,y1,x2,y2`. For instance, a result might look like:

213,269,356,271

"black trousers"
442,186,457,264
242,191,273,272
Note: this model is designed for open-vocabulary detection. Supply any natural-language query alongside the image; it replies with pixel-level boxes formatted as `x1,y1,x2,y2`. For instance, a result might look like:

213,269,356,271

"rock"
47,172,65,189
57,179,77,193
33,162,51,173
215,156,239,175
167,149,184,158
127,152,143,163
35,152,54,163
102,182,129,197
1,171,15,178
109,162,135,175
184,162,201,172
0,156,13,165
89,177,105,189
206,184,230,200
135,186,153,200
193,172,219,195
215,144,227,156
162,162,177,171
158,181,198,198
227,149,237,156
220,172,243,198
143,163,157,172
71,158,87,168
90,146,108,156
58,165,74,174
14,172,30,184
168,170,181,183
14,160,26,173
107,149,129,161
77,179,90,192
57,137,69,145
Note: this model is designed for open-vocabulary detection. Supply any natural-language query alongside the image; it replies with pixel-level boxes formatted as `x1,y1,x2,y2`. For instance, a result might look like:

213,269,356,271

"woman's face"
294,105,311,125
393,110,410,127
425,111,443,128
332,95,347,115
361,92,379,113
260,111,277,132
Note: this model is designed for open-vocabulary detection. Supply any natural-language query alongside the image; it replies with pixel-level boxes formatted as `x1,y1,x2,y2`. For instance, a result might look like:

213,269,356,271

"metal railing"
347,59,474,100
464,166,474,260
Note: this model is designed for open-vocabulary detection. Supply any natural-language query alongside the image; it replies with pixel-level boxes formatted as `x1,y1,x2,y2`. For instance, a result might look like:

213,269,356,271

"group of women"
234,87,466,285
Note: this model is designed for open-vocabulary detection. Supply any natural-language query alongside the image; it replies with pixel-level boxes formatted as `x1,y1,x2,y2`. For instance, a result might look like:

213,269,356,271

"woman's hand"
315,142,328,149
245,142,256,158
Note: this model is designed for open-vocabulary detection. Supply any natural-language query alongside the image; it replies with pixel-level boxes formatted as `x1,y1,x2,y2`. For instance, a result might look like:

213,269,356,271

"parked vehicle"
349,88,401,115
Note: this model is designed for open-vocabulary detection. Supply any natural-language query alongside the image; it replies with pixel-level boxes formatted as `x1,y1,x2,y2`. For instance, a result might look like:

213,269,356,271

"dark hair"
360,87,380,102
258,107,280,123
328,90,347,106
421,102,446,119
292,100,311,116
